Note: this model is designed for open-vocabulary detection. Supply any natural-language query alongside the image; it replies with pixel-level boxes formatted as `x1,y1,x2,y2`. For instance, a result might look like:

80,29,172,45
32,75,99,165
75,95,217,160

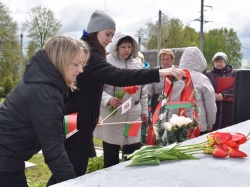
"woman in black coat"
47,10,182,185
0,35,89,187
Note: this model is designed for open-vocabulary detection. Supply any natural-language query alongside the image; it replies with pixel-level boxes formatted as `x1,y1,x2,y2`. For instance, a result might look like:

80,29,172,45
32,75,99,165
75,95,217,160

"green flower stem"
178,140,215,148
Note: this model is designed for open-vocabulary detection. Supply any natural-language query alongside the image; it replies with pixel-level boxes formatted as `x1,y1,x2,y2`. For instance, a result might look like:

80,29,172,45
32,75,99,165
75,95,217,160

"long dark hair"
89,32,106,60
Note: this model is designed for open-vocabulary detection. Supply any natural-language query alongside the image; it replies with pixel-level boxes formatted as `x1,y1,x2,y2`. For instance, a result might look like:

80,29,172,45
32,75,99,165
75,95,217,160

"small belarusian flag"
123,122,142,137
121,97,132,115
63,113,79,139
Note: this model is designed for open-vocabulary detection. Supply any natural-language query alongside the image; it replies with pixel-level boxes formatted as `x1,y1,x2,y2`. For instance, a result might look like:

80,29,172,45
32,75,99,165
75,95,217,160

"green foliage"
86,155,104,174
136,17,243,67
22,5,62,51
167,125,190,144
93,138,103,147
0,2,20,83
203,28,242,68
136,17,199,50
25,154,51,187
2,77,14,97
0,97,5,103
109,91,125,117
141,121,150,145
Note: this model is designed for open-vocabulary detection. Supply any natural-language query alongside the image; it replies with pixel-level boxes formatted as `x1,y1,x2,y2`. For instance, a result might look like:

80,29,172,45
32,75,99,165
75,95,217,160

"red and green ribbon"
146,69,199,145
63,113,78,135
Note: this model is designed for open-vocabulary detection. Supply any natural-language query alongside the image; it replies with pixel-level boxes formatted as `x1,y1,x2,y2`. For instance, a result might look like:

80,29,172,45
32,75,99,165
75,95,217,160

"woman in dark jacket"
0,35,89,187
47,10,182,185
206,52,235,131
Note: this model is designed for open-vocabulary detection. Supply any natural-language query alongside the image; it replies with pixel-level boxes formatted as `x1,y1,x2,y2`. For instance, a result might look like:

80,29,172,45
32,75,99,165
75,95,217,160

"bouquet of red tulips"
205,131,249,158
109,85,139,117
123,85,139,94
126,131,249,166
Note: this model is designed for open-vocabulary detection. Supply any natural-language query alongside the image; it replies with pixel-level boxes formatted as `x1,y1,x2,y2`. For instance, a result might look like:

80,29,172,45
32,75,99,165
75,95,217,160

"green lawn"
26,138,103,187
1,97,104,187
0,97,4,103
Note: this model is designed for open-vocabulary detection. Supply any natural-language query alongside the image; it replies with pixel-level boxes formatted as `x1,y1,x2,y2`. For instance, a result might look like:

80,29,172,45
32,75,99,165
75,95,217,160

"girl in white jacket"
94,32,147,168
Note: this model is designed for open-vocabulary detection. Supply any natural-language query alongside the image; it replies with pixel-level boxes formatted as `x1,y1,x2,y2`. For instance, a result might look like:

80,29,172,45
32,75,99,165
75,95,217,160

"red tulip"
231,133,247,145
123,85,139,94
221,144,230,152
207,133,215,141
207,133,217,146
123,87,128,92
212,144,228,158
228,148,248,158
225,141,240,149
133,85,139,91
214,132,232,144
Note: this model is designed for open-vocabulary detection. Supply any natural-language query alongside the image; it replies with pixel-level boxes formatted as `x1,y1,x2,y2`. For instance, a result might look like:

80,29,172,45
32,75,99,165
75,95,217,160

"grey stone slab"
50,120,250,187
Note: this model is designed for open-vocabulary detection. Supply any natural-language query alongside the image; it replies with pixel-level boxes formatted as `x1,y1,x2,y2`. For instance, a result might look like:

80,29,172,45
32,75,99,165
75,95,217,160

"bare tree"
22,5,62,50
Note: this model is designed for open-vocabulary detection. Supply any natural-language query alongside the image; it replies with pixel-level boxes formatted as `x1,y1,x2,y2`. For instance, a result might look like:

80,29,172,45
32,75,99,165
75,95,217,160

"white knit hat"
212,52,228,64
87,10,116,34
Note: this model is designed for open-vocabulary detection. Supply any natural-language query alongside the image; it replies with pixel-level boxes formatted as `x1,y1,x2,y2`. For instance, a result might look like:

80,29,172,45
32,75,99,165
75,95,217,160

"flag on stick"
63,113,79,139
121,97,132,115
123,122,142,136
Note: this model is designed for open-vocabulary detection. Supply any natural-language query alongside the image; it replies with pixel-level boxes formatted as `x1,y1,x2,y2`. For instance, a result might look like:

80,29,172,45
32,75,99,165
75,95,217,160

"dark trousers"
47,155,89,186
199,131,208,136
103,141,141,168
0,170,28,187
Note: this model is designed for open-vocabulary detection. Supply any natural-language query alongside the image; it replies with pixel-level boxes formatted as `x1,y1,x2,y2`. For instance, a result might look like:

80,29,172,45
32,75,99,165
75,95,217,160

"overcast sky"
2,0,250,60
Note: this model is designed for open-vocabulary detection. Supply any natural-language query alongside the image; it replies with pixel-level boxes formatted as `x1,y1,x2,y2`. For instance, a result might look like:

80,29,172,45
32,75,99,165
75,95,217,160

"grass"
1,97,104,186
26,138,103,187
25,154,51,187
94,138,103,147
0,97,5,103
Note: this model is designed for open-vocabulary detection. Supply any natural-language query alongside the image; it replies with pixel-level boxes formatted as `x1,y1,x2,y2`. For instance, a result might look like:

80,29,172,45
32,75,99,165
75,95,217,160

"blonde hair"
138,51,144,62
158,49,175,61
43,35,89,90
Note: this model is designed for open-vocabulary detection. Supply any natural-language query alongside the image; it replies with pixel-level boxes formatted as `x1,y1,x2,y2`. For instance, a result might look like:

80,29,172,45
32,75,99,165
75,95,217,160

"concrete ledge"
50,120,250,187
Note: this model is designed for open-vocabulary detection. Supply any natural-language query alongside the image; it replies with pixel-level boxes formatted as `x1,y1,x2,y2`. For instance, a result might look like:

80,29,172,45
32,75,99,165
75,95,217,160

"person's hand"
216,93,224,101
97,117,103,126
175,70,185,81
159,67,183,79
141,114,148,123
109,97,122,108
207,126,212,132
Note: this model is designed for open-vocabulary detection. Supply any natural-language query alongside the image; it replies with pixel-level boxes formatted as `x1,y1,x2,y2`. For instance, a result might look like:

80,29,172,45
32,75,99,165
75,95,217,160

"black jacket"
64,35,160,157
0,50,76,182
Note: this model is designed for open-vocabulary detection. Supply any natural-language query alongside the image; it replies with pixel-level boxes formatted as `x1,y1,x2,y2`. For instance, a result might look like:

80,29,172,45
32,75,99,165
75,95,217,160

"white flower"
164,122,172,131
169,114,192,127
